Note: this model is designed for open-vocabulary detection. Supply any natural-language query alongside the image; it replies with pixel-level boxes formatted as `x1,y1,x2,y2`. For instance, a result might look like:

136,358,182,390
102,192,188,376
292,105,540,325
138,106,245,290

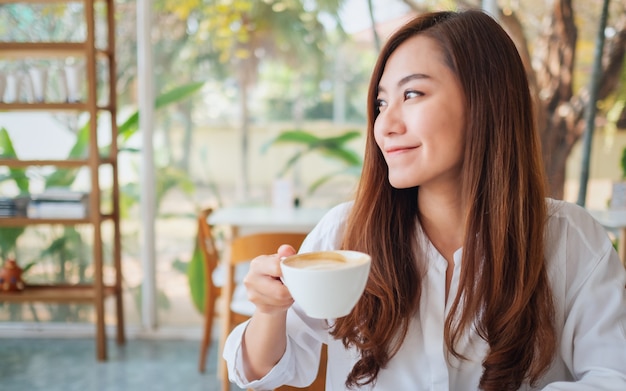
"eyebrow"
378,73,431,93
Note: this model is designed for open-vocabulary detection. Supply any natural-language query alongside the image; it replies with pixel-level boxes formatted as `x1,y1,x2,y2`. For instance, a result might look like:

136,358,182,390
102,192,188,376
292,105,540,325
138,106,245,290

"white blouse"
223,198,626,390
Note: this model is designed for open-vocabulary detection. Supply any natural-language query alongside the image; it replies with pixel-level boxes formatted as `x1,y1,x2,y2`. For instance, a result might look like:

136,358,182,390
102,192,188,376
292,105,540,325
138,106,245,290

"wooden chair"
275,343,328,391
219,232,309,391
197,208,223,373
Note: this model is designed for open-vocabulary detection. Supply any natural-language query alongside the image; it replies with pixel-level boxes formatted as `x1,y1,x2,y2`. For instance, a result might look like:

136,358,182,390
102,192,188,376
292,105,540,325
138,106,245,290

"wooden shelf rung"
0,42,87,57
0,284,117,303
96,48,113,57
0,158,91,168
0,217,92,226
0,102,89,111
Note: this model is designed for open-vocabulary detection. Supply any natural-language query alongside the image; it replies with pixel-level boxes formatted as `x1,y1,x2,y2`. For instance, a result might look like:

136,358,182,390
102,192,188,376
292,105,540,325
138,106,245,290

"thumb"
277,244,297,258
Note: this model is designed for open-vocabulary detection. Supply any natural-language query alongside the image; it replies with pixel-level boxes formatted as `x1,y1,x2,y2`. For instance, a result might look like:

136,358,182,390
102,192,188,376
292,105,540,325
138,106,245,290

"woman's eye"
404,90,423,100
375,99,387,110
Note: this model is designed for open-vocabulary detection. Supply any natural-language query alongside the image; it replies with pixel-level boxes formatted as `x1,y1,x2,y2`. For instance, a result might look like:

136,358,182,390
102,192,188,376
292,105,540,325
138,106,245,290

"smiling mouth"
386,146,418,154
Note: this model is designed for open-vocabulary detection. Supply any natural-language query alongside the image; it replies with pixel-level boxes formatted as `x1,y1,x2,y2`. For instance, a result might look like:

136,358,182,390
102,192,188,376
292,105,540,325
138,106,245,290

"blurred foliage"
262,129,362,194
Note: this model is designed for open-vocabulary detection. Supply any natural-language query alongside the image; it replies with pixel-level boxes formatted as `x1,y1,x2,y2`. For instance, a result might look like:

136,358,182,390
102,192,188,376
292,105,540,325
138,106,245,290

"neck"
417,186,465,260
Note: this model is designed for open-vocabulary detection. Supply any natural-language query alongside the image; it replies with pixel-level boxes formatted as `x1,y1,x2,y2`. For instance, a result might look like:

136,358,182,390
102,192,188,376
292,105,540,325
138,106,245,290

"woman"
223,9,626,390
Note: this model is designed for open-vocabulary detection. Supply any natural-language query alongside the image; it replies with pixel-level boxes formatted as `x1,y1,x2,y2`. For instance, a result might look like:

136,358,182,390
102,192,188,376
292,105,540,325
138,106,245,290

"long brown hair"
332,10,556,390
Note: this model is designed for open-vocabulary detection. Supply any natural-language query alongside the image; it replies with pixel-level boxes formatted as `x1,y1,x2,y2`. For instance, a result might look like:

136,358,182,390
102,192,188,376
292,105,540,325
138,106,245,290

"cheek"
373,123,384,150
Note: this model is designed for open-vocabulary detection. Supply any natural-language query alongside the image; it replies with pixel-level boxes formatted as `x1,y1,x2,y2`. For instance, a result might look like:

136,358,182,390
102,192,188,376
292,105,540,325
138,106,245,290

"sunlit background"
1,0,625,337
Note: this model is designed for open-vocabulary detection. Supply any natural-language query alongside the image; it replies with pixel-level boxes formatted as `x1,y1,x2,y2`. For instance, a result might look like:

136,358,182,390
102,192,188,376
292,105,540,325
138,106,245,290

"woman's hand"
243,244,297,315
241,244,298,380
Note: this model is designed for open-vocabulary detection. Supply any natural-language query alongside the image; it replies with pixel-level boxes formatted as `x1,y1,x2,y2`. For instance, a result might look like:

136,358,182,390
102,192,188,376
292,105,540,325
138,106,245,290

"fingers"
244,253,294,315
247,273,294,308
277,244,297,258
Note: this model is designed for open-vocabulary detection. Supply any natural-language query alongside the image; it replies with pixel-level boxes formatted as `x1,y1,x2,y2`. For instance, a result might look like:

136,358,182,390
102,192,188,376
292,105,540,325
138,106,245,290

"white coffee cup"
280,250,371,319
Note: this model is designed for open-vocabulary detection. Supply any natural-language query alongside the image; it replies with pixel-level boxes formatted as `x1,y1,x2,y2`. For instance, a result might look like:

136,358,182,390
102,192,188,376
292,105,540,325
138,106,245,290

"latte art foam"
285,258,351,270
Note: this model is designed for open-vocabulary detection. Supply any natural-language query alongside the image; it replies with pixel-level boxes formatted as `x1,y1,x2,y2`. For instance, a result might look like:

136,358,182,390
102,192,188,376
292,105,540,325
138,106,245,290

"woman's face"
374,35,466,190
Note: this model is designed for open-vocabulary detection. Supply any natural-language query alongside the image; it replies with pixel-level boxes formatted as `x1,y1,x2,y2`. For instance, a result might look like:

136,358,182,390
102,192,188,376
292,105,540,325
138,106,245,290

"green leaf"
119,147,141,154
44,168,80,189
0,127,29,193
186,238,206,314
21,261,36,274
155,81,205,108
41,236,68,256
318,146,362,166
307,165,362,195
43,124,89,188
117,112,139,141
0,227,25,258
260,129,321,153
66,124,90,159
323,130,362,145
277,149,308,177
118,81,206,141
263,129,363,178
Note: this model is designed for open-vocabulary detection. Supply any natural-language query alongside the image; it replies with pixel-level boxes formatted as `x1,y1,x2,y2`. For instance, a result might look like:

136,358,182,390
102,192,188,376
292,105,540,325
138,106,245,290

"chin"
388,176,418,189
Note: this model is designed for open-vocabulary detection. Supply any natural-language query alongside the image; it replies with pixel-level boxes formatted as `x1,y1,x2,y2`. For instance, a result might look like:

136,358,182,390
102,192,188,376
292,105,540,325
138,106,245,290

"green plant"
0,127,30,260
186,237,206,313
261,129,363,195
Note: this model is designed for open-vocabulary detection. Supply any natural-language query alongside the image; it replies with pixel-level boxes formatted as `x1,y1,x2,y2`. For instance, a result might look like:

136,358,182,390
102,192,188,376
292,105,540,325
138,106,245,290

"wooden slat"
0,217,93,226
0,159,90,168
0,284,117,303
0,42,86,57
0,102,89,110
0,210,116,227
0,158,113,167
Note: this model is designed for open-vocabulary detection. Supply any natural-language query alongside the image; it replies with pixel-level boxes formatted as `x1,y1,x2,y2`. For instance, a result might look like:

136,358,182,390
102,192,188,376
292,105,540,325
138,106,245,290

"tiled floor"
0,337,245,391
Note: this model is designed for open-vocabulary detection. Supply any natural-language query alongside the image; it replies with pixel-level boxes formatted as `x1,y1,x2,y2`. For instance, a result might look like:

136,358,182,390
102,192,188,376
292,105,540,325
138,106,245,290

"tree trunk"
503,0,626,199
532,0,578,199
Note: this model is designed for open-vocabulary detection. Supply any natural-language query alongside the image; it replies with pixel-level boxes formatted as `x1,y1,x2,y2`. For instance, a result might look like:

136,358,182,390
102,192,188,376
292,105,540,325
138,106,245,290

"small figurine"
0,257,25,292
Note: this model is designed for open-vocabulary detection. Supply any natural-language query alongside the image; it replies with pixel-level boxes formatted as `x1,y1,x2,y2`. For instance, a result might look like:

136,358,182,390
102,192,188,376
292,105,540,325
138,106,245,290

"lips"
385,145,418,155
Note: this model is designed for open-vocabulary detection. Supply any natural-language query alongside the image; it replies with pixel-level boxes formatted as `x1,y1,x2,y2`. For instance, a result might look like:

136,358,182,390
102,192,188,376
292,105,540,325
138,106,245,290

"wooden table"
208,206,329,236
588,209,626,267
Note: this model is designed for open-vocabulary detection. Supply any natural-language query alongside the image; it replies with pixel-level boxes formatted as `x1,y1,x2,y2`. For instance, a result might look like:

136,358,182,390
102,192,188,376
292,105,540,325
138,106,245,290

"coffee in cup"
280,250,371,319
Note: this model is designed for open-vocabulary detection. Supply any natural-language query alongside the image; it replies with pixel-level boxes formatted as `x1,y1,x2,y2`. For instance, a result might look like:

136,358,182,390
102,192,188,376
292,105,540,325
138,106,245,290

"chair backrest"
275,343,327,391
198,208,220,279
197,208,223,373
225,231,309,315
229,232,308,266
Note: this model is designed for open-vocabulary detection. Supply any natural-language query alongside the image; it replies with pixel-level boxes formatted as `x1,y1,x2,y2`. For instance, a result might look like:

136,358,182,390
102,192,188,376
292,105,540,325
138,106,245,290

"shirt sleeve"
543,212,626,390
221,202,352,389
222,308,327,390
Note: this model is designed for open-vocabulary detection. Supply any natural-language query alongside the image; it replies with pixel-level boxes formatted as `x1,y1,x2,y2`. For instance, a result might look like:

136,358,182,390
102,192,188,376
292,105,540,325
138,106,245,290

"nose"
374,102,405,137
